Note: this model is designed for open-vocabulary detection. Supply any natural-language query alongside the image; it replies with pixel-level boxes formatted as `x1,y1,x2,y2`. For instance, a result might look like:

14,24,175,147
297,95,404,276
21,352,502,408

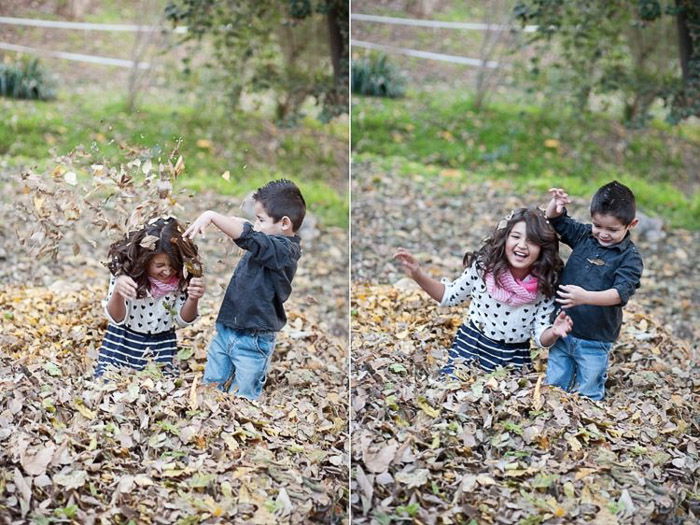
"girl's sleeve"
102,276,126,325
531,296,556,347
174,291,196,327
439,264,478,307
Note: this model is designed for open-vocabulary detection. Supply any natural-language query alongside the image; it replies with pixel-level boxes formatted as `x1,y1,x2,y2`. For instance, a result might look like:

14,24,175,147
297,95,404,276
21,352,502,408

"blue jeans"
545,335,612,400
203,323,276,400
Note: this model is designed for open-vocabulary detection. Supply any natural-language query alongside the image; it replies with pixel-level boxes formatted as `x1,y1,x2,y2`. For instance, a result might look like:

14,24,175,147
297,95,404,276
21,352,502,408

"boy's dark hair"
107,217,202,298
464,207,563,298
253,179,306,232
590,181,636,225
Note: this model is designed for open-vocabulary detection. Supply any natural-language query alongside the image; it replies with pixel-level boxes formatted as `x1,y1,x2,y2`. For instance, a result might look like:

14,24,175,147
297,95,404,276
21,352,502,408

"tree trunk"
326,0,347,86
676,0,692,81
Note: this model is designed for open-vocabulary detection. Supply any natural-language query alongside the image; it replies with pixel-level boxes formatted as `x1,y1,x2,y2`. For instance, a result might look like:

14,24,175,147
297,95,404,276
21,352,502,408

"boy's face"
591,213,637,247
253,201,286,236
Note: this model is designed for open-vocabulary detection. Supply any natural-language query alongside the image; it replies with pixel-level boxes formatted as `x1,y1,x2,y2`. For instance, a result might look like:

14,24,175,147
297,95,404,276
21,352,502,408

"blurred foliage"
0,57,55,101
514,0,698,127
351,53,407,99
352,93,700,228
0,91,348,227
164,0,348,123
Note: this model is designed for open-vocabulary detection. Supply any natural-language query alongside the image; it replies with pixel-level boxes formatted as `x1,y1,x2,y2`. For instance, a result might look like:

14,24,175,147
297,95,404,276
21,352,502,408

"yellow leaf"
196,139,213,150
173,155,185,177
439,130,455,142
221,170,231,181
533,374,544,410
416,396,440,418
575,467,598,480
73,401,96,420
544,139,560,149
567,436,582,452
440,169,461,178
189,373,199,410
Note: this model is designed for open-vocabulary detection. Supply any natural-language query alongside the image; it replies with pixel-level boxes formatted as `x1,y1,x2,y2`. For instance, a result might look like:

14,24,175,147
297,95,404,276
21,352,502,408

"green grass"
1,90,348,228
352,92,700,229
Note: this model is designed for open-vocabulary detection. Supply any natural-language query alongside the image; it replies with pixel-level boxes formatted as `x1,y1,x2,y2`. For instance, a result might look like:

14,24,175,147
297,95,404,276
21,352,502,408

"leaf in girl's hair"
184,260,203,278
140,235,159,250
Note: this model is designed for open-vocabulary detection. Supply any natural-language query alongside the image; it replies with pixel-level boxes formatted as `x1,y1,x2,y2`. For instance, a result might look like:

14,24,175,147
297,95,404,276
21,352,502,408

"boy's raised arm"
545,188,571,218
184,210,248,241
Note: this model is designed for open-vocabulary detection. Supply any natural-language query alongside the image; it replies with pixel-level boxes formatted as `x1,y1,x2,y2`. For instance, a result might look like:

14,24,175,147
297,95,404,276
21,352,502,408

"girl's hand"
546,188,571,218
550,310,573,338
393,247,421,278
114,275,137,300
187,277,206,300
184,211,213,240
556,284,589,308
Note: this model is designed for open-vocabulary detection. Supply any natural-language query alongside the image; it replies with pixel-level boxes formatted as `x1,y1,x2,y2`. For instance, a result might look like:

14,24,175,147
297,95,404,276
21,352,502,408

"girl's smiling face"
505,220,541,278
147,253,175,282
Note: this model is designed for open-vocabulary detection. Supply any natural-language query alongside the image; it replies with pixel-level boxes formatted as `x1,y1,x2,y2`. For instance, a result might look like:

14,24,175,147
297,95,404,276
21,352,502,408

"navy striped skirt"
95,324,177,377
441,321,531,375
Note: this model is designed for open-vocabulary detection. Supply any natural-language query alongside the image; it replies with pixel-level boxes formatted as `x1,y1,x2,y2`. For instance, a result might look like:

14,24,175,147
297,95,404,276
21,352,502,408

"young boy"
184,179,305,400
545,181,643,400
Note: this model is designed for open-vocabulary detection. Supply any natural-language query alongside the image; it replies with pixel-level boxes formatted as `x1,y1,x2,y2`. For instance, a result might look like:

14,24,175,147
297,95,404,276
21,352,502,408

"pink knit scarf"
484,270,539,306
148,275,181,298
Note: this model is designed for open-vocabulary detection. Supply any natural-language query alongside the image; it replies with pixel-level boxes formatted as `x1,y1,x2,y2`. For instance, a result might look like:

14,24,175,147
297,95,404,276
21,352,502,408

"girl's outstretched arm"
106,275,137,323
393,248,445,303
539,310,573,347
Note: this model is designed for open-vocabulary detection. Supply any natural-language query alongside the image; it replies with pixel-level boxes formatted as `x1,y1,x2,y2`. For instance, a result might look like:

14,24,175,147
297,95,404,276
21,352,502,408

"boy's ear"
628,218,639,229
280,216,293,231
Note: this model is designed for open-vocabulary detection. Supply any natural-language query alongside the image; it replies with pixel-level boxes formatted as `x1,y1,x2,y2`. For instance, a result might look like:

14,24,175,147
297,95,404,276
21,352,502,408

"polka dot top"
102,276,195,334
439,262,555,347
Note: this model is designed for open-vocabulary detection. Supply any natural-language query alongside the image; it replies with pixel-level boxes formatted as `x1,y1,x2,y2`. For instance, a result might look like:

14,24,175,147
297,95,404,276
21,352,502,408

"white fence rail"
351,13,528,69
351,13,536,32
352,40,501,68
0,16,185,33
0,15,185,69
0,42,150,69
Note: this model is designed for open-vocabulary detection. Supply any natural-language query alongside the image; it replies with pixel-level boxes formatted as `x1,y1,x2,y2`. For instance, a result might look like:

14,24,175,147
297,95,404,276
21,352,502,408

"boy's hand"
546,188,571,218
556,284,588,308
394,248,421,279
184,211,213,240
187,277,206,300
114,275,137,300
550,310,573,338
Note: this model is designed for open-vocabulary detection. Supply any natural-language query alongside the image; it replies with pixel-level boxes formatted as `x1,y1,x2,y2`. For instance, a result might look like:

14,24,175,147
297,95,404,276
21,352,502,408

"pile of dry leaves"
0,283,348,523
351,283,700,524
0,149,349,522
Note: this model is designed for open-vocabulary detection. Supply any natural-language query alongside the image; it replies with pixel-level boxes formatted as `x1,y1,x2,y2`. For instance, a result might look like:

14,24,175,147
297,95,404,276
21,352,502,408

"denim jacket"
216,222,302,332
550,210,643,342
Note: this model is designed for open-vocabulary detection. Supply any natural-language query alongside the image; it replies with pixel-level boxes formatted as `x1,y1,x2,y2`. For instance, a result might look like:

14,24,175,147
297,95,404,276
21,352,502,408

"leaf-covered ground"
350,160,700,523
0,172,349,522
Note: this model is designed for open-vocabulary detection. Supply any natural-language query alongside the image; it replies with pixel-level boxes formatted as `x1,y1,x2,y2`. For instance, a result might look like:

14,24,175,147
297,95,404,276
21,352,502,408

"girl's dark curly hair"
463,207,563,298
107,217,203,299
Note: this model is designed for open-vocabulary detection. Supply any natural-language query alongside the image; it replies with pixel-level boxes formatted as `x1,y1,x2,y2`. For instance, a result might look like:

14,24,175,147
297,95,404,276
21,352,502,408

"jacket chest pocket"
581,256,616,289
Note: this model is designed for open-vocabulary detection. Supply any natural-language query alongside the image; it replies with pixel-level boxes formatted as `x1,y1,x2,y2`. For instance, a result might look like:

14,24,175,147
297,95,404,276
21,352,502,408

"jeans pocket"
254,332,276,356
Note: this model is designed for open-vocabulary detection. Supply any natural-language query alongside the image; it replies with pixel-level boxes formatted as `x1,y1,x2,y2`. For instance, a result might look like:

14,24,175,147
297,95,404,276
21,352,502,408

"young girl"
394,207,573,374
95,217,205,377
